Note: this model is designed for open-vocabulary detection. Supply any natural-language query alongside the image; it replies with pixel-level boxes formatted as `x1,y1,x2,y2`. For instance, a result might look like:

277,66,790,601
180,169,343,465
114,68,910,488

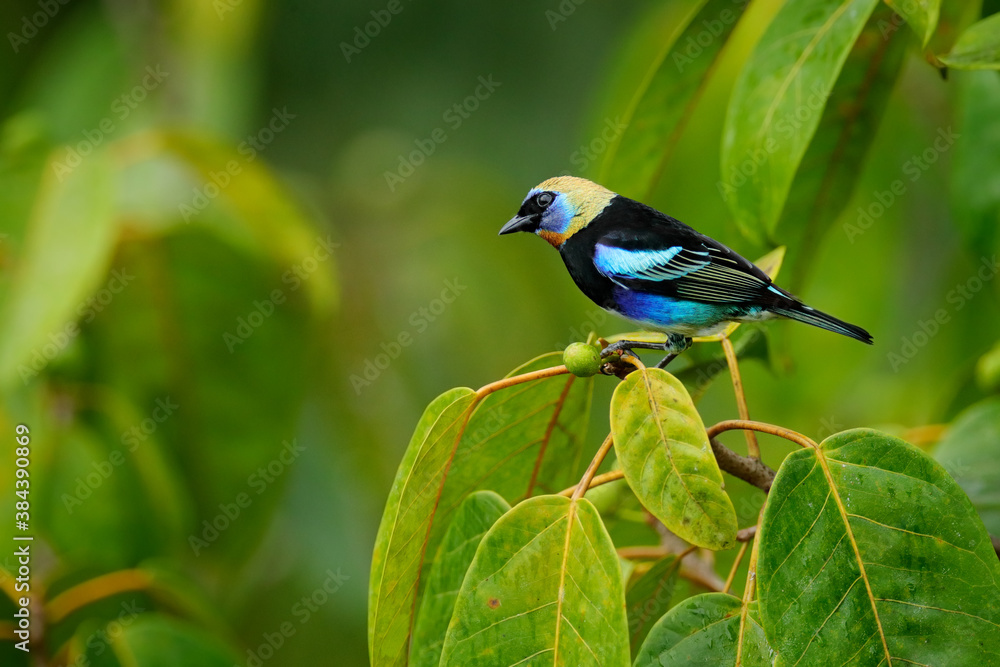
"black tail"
770,302,873,344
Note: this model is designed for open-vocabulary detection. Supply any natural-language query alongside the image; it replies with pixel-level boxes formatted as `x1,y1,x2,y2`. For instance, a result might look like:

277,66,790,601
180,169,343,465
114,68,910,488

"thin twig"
617,545,673,560
558,469,624,497
572,433,616,501
734,511,765,665
722,337,760,458
476,365,570,399
707,419,818,450
709,437,777,492
46,569,154,624
723,541,750,595
737,525,758,542
677,567,723,592
616,544,697,562
743,513,764,604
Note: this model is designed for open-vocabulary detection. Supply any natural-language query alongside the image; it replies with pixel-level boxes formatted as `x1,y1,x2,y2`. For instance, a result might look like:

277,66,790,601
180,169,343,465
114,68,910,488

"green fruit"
563,342,602,377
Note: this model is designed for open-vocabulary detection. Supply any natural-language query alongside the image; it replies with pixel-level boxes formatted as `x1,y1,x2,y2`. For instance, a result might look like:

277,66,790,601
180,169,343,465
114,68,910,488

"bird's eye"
536,192,554,209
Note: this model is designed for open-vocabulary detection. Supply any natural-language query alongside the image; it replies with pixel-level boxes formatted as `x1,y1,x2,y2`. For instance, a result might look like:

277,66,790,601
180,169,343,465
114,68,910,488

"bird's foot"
600,333,692,370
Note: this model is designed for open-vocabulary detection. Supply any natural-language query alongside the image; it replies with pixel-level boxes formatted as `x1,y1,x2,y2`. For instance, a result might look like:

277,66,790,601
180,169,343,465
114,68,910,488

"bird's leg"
601,333,692,364
655,334,692,369
601,339,672,358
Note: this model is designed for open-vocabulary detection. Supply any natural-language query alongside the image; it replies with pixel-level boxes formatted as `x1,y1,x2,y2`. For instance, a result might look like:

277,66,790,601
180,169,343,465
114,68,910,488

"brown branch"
710,437,777,492
678,567,723,593
737,525,758,542
707,419,818,450
992,535,1000,558
617,546,672,560
618,543,698,562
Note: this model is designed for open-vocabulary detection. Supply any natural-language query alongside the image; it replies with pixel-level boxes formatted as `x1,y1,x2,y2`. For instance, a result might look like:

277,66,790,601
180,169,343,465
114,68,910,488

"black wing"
590,206,779,304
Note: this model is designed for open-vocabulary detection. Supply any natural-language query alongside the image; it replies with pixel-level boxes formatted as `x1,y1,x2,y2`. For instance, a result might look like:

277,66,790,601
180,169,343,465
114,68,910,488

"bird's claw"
600,334,691,359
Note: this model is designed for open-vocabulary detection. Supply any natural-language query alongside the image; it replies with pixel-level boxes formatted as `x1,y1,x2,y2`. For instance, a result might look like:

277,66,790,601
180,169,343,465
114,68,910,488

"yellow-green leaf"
611,368,737,549
885,0,940,46
0,148,116,387
722,0,880,242
940,13,1000,70
368,387,476,667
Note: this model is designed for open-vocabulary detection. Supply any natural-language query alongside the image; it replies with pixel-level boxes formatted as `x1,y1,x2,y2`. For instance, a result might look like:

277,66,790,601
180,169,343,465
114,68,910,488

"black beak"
498,214,537,236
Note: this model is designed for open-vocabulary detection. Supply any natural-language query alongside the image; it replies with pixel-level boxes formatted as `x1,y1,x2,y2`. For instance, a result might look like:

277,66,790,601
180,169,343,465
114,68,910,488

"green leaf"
758,429,1000,666
411,491,510,667
368,387,476,667
885,0,940,46
423,353,592,596
721,0,879,242
775,4,907,287
625,555,681,655
940,13,1000,69
436,352,592,512
83,613,239,667
370,356,586,666
610,368,737,550
599,0,751,199
933,397,1000,535
633,593,772,666
440,495,630,666
0,148,116,388
950,70,1000,252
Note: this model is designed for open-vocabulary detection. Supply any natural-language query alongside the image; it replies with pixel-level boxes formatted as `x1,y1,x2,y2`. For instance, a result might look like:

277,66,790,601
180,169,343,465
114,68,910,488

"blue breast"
613,289,739,333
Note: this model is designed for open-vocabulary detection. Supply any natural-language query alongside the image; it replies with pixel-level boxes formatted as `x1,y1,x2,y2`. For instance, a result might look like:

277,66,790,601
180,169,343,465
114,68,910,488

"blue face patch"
525,189,574,236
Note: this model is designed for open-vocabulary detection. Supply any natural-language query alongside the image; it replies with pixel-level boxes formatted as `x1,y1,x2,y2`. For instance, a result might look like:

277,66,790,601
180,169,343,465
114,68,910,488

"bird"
499,176,872,364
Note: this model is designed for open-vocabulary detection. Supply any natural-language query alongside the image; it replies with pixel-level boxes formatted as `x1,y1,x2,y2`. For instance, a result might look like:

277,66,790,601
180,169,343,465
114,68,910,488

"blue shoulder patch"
593,244,708,283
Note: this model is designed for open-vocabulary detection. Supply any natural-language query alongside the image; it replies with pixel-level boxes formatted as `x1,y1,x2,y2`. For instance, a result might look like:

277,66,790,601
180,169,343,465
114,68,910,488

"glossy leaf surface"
722,0,879,242
633,593,772,667
758,429,1000,666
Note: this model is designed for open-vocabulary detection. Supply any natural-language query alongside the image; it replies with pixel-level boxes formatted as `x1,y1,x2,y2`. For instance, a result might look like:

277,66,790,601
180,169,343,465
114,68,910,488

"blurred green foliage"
0,0,999,665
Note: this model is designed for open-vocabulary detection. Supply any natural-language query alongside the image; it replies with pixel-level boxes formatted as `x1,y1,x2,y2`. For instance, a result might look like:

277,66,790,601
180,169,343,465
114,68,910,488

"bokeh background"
1,0,998,665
